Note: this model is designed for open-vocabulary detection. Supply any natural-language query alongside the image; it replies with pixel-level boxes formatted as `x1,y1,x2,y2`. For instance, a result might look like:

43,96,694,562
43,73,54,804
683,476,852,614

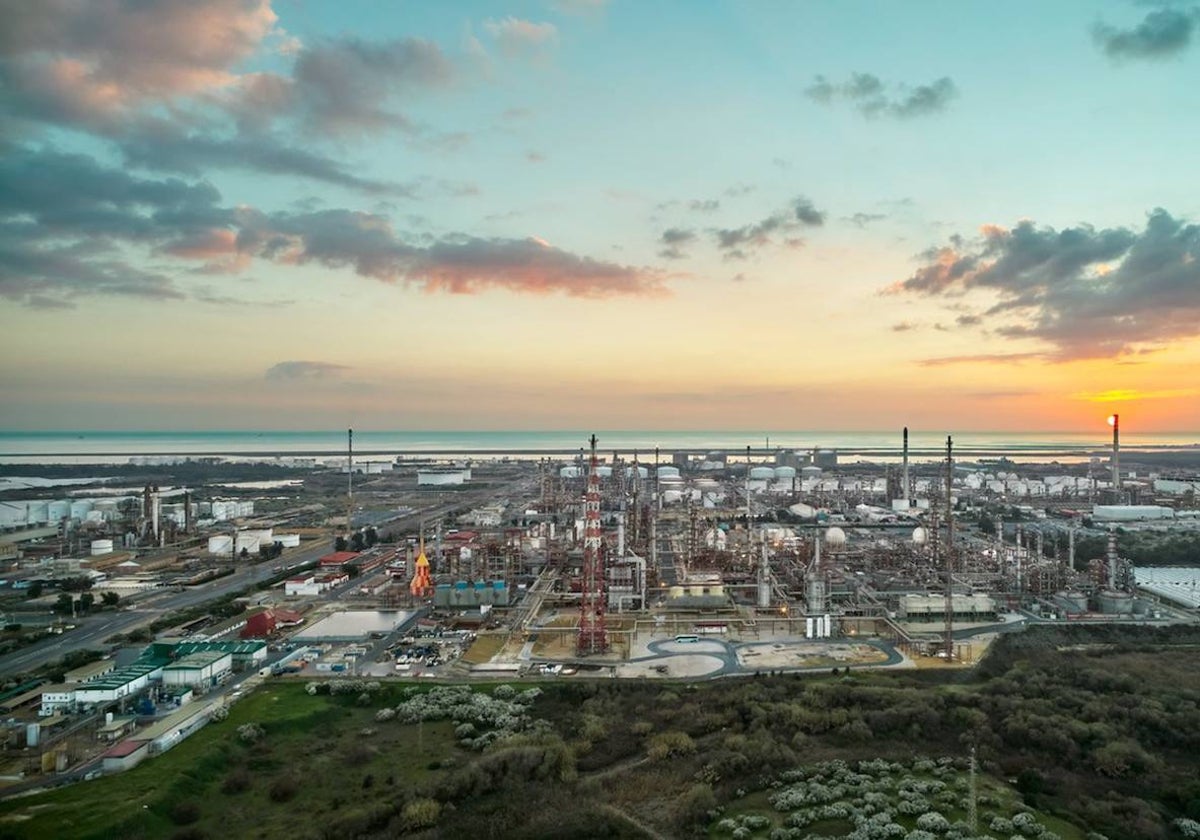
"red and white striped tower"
577,434,610,655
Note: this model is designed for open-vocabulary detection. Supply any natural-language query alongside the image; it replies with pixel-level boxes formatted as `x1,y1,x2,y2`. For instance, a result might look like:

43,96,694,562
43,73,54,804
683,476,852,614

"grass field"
0,684,458,840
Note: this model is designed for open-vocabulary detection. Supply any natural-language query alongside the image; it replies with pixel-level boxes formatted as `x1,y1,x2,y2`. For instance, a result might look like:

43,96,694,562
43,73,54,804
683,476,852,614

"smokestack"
902,427,910,506
183,490,192,534
1110,414,1121,499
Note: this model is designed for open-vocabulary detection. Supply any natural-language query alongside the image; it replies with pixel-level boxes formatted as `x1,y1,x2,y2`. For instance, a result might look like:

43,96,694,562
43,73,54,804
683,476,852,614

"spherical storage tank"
208,535,233,555
90,539,114,556
825,526,847,547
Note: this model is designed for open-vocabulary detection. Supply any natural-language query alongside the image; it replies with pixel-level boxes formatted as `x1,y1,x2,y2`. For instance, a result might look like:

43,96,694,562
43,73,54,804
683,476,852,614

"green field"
2,624,1200,839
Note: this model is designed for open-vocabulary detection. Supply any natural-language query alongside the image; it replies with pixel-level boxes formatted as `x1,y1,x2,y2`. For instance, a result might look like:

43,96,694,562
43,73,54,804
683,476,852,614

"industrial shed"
897,593,997,621
162,651,232,688
102,739,150,773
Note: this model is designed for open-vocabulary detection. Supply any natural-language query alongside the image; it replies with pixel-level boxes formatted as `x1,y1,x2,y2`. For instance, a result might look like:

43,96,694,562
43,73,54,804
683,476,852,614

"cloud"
0,0,278,122
890,209,1200,358
484,17,558,57
284,36,455,135
1094,7,1197,60
551,0,608,14
712,195,825,258
891,321,918,332
658,227,697,260
847,212,886,228
526,150,547,163
234,210,668,297
806,72,957,119
1071,388,1200,402
688,199,721,213
265,361,349,381
917,353,1046,367
0,143,667,306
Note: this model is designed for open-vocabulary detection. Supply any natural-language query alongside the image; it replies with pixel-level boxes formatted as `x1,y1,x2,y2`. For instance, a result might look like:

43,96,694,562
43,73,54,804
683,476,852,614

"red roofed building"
240,608,306,639
318,551,360,569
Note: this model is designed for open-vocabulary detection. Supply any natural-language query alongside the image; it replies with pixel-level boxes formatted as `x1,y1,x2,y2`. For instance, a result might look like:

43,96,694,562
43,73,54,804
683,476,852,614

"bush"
268,776,299,803
221,769,252,795
169,801,202,826
401,798,441,830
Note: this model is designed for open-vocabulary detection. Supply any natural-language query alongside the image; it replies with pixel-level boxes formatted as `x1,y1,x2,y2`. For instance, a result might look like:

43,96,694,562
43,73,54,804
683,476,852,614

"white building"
417,468,471,486
162,651,233,688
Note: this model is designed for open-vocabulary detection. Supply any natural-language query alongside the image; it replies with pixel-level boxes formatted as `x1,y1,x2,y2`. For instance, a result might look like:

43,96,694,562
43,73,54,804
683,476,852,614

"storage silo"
70,500,93,519
48,500,70,520
90,539,114,556
26,501,50,524
234,532,260,554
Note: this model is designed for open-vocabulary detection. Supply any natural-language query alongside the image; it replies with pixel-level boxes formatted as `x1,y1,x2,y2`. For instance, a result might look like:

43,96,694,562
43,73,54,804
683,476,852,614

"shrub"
268,775,299,803
401,798,441,830
221,769,251,795
169,800,201,825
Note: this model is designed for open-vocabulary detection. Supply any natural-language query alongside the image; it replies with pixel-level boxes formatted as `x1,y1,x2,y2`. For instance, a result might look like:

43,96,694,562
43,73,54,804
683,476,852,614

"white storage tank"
85,511,105,524
26,501,50,524
656,466,681,480
70,500,93,519
749,466,776,480
825,527,847,547
48,500,70,520
596,466,613,478
208,535,233,555
559,466,582,479
774,466,797,480
277,534,301,548
235,533,261,554
912,527,927,545
90,539,114,556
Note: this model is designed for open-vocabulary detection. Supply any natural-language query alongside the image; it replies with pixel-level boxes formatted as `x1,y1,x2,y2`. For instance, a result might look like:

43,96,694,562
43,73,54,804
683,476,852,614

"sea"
0,429,1197,466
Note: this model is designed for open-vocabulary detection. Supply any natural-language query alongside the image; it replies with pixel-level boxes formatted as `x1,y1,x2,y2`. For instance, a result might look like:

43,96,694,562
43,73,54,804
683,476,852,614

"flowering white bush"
1175,820,1200,840
1011,813,1039,835
916,812,950,833
374,707,395,722
989,818,1013,834
492,684,516,699
210,705,229,722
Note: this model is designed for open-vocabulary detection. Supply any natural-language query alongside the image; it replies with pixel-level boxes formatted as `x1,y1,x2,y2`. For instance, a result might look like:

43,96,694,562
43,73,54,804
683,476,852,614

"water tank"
1097,590,1134,615
749,466,775,480
48,500,70,520
90,539,114,556
25,723,39,747
662,489,684,504
277,534,301,548
26,501,50,524
69,500,93,519
1056,591,1087,613
774,466,797,480
912,527,927,545
234,533,260,554
825,527,847,547
668,586,685,599
208,535,233,555
625,465,649,479
656,466,681,480
559,466,582,479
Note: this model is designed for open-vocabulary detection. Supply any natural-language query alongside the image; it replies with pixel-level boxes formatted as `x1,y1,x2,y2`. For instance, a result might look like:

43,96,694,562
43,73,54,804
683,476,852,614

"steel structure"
577,435,610,655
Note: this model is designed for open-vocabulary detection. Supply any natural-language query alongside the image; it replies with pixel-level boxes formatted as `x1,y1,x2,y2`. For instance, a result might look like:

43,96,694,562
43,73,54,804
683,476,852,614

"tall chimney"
1111,414,1121,499
902,426,910,506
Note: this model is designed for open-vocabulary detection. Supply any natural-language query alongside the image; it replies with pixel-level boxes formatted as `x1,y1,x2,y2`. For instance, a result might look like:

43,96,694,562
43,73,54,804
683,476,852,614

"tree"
26,582,42,599
350,532,365,552
101,591,120,607
365,527,378,547
334,536,348,552
239,547,249,560
79,592,95,613
53,593,73,615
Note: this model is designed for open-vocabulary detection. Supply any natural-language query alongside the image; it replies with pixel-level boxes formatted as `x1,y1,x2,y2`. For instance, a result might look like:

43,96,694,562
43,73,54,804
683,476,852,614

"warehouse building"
162,651,233,688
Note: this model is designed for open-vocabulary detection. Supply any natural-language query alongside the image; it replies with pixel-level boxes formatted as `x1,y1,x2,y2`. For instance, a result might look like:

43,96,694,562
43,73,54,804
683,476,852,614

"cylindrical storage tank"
70,500,93,519
688,585,705,598
48,500,70,520
596,466,612,478
1056,591,1087,613
626,466,649,479
559,466,581,479
710,584,725,598
277,534,301,548
912,527,927,545
26,501,50,524
774,466,797,480
235,533,260,554
668,585,685,599
208,535,233,555
757,581,770,609
1097,590,1134,615
825,527,847,547
805,617,815,638
662,489,684,504
749,466,775,480
657,466,681,480
85,510,105,524
90,539,114,556
823,614,833,637
25,724,39,747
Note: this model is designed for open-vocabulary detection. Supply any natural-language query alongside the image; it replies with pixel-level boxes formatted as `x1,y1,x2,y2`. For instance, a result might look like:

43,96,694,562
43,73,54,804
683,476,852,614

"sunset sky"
1,0,1198,433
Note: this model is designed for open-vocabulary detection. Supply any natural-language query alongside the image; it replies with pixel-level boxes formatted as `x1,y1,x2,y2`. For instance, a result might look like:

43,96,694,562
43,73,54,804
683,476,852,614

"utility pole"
943,435,955,661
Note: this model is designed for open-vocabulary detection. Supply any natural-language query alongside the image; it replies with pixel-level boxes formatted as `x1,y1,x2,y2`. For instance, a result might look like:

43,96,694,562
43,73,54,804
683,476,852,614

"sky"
1,0,1198,433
